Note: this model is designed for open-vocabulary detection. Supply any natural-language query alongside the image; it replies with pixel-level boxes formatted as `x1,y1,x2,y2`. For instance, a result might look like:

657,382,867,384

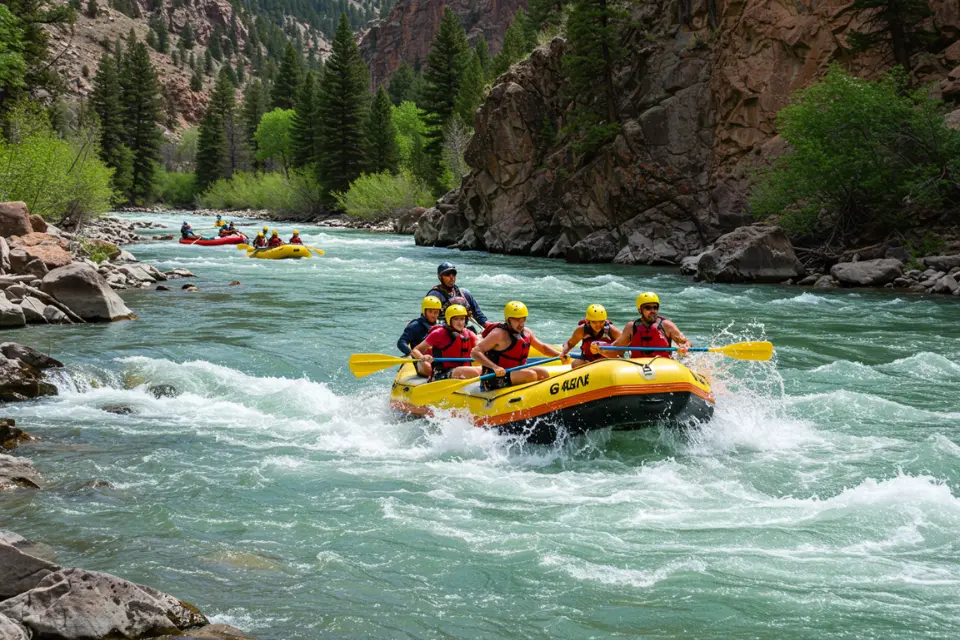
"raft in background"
390,356,715,444
179,234,248,246
243,245,313,259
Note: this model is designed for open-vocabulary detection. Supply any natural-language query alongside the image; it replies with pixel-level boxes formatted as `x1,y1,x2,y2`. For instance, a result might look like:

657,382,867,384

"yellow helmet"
271,230,278,236
257,232,264,237
263,225,269,232
636,292,660,308
585,304,607,321
292,230,299,235
504,301,528,320
421,296,442,313
445,304,468,325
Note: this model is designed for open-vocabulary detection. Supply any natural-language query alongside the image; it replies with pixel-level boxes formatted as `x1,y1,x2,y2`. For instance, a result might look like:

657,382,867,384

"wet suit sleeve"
397,320,422,356
463,289,487,325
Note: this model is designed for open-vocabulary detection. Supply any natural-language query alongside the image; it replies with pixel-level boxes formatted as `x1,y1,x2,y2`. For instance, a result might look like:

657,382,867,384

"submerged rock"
148,384,180,399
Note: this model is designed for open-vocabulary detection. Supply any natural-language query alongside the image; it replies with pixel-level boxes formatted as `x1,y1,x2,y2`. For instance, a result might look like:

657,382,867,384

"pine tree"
290,70,316,168
91,53,133,194
475,38,491,80
86,0,99,18
181,23,194,50
242,79,268,162
208,29,222,61
208,67,241,176
155,15,168,53
315,13,369,198
272,42,301,109
493,10,533,77
365,86,399,174
146,29,158,51
190,71,202,91
847,0,934,70
195,108,226,192
529,0,570,32
188,51,196,71
387,61,415,106
204,49,213,75
120,42,162,202
236,59,245,85
421,8,469,189
454,50,484,126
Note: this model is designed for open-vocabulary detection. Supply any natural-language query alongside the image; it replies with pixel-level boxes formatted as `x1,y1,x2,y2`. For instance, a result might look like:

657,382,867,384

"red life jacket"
628,317,672,358
253,236,266,247
481,322,532,370
267,237,283,247
578,319,614,362
289,236,303,245
429,326,476,370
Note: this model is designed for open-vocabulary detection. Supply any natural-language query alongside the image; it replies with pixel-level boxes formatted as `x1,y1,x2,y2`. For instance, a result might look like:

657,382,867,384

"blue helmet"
437,262,457,276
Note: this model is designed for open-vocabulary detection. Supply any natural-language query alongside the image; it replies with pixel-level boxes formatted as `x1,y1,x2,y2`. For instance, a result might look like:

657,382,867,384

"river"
3,212,960,638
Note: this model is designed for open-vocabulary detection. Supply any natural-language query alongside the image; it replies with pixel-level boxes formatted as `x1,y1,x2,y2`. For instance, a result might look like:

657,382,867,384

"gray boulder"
0,568,207,640
40,263,136,322
0,298,25,328
830,258,903,287
0,343,64,370
0,531,58,563
696,225,804,283
22,259,48,278
18,297,46,323
0,541,60,599
0,237,10,274
922,254,960,272
933,274,960,295
0,356,58,402
0,453,41,490
0,614,30,640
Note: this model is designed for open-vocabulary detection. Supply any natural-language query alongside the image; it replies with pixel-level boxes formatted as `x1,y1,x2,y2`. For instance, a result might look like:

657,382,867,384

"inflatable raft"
179,234,247,246
244,245,313,259
390,356,715,443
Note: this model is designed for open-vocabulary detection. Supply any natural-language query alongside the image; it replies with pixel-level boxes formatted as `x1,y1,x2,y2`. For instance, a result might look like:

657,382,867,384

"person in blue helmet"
426,262,488,327
180,221,200,239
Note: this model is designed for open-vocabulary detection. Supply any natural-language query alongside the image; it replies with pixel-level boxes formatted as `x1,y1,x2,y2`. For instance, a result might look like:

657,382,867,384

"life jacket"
267,237,283,248
253,236,266,247
289,236,303,245
219,229,231,237
481,322,532,371
578,319,614,362
429,326,476,371
628,317,672,358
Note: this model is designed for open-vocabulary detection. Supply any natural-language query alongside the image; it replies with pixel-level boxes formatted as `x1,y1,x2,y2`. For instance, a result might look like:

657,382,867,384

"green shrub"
79,239,115,264
0,101,116,221
197,170,321,216
750,66,960,242
334,170,434,220
156,169,198,208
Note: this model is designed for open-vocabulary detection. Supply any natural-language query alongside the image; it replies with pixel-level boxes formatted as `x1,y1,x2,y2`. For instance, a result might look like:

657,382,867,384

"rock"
0,540,60,598
8,250,28,274
814,275,838,288
0,453,41,489
0,531,57,563
0,275,37,288
0,568,208,639
18,297,47,323
0,298,26,328
156,285,172,291
393,207,427,235
0,237,9,273
696,226,804,283
156,623,255,639
42,306,67,324
921,254,960,272
148,384,179,399
154,235,174,242
798,274,819,286
182,284,198,291
117,249,138,262
22,258,48,278
228,280,241,286
28,214,46,233
680,254,701,276
830,259,903,287
102,405,135,415
0,613,30,640
933,274,960,295
7,233,72,270
568,230,622,263
40,263,136,322
116,264,157,283
81,238,121,261
165,268,197,279
884,246,911,263
0,203,33,238
0,419,31,451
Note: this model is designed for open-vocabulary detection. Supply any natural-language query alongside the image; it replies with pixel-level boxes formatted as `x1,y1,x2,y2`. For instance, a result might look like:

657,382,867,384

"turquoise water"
3,212,960,638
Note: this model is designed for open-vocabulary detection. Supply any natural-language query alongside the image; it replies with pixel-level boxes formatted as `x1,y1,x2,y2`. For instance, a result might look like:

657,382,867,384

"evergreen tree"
146,29,158,51
208,28,223,61
236,60,245,85
188,51,196,71
195,108,226,192
91,53,133,194
1,0,72,102
155,15,168,53
387,61,414,106
315,13,369,198
290,70,316,168
493,10,534,77
190,71,202,91
181,22,195,50
529,0,570,32
224,63,238,87
847,0,934,70
364,86,399,174
208,67,241,176
421,8,469,189
242,79,268,162
204,49,213,75
86,0,99,18
272,42,302,109
475,38,491,79
454,50,484,126
120,42,162,202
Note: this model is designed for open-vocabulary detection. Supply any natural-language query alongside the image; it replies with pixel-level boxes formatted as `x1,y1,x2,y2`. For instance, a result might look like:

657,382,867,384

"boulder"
0,614,30,640
0,343,64,370
568,230,622,263
19,296,47,323
680,254,701,276
0,541,60,599
0,531,57,563
117,250,137,262
0,453,41,489
116,264,157,283
40,263,136,322
7,233,72,270
922,254,960,272
0,237,9,273
23,258,48,278
156,623,255,639
8,250,29,274
393,207,426,235
0,568,208,639
933,274,960,295
42,306,68,324
28,214,47,233
814,275,838,288
830,258,903,287
696,226,804,283
0,298,26,328
0,203,32,238
0,418,30,450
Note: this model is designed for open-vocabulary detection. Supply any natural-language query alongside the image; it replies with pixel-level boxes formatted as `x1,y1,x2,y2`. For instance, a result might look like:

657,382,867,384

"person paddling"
412,304,482,382
181,221,200,240
561,304,622,369
472,301,564,391
289,230,303,245
398,296,443,377
266,230,284,248
427,262,488,327
593,292,690,359
252,232,267,248
216,214,224,227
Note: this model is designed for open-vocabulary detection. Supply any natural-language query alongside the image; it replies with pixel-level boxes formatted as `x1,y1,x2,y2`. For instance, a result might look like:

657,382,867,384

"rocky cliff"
360,0,528,88
416,0,960,265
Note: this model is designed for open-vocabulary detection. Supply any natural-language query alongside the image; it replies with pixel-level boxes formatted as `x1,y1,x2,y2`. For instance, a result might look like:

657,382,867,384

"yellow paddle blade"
708,341,774,361
410,376,475,406
236,244,252,250
305,245,325,256
349,353,415,378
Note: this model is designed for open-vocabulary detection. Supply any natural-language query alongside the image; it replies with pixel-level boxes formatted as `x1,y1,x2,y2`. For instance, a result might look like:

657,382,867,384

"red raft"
178,234,248,246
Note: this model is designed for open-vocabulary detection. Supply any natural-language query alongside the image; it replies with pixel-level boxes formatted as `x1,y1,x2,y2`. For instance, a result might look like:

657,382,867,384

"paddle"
302,244,325,256
411,355,564,405
597,341,773,361
350,353,473,378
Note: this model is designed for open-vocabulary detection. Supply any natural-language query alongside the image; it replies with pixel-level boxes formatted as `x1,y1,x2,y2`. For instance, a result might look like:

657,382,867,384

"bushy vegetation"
334,170,433,220
197,170,321,215
0,102,115,221
156,169,199,208
750,67,960,243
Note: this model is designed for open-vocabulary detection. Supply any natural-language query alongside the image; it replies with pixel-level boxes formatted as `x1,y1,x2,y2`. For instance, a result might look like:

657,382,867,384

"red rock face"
360,0,529,88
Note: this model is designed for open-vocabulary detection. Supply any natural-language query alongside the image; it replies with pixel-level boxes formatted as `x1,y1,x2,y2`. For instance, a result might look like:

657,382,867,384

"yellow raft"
244,245,313,260
390,356,715,443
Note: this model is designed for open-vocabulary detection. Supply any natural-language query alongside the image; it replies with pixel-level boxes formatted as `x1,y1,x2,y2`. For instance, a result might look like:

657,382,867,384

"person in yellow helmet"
472,301,565,391
561,304,622,369
594,292,690,359
252,231,267,248
266,229,284,248
411,304,482,381
398,296,443,377
289,230,303,245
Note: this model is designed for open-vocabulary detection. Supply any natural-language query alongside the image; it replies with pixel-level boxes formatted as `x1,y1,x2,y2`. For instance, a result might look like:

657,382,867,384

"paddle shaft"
599,346,702,352
476,355,563,381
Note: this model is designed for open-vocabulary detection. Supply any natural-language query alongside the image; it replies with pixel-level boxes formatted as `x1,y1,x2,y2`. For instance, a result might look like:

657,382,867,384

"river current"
4,212,960,638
